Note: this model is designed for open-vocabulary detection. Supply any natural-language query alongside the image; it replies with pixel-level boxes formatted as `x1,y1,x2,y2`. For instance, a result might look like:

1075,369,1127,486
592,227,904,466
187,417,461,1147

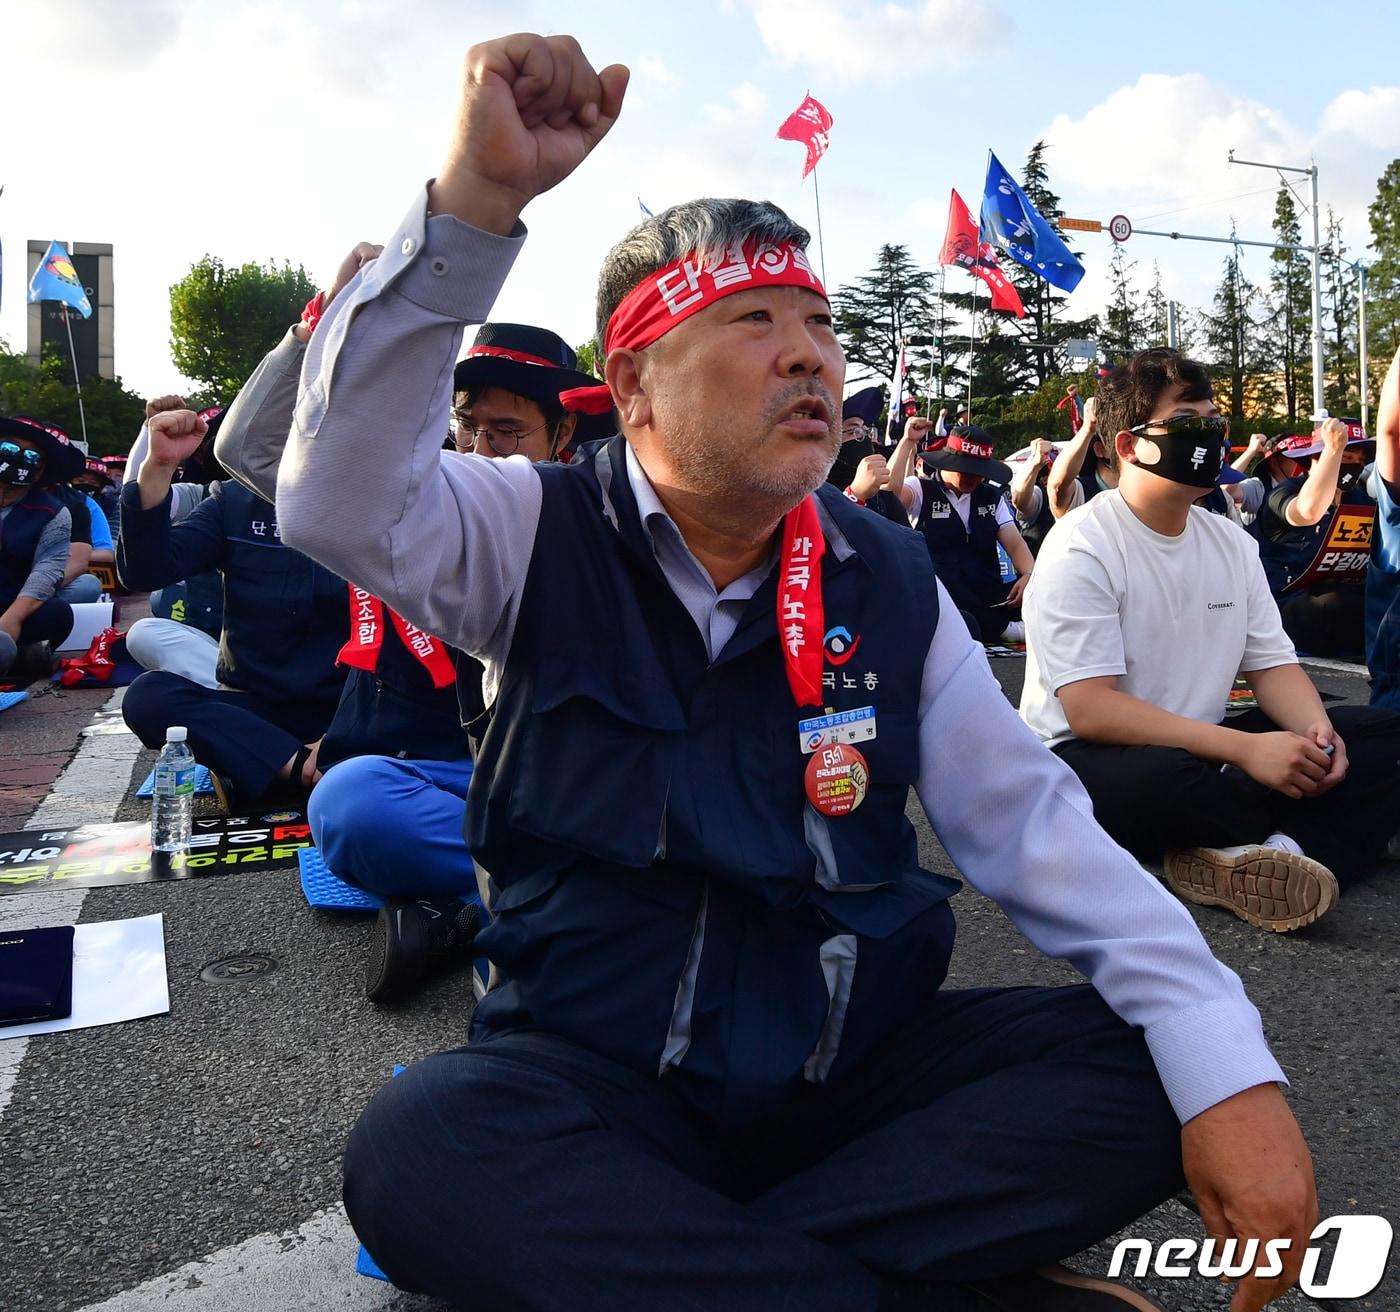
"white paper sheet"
0,913,169,1040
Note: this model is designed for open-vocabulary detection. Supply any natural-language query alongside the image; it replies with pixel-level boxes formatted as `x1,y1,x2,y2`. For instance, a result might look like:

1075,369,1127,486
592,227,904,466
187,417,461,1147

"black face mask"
1338,465,1363,492
828,436,874,489
0,444,43,487
1128,416,1229,490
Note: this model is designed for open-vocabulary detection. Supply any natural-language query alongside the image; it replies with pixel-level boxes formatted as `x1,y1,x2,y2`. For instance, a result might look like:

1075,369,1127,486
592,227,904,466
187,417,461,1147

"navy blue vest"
913,474,1004,616
319,626,469,770
466,438,958,1126
0,487,63,607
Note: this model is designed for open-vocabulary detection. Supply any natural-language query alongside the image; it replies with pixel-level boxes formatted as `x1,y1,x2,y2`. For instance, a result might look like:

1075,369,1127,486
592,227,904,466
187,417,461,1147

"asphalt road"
0,652,1395,1311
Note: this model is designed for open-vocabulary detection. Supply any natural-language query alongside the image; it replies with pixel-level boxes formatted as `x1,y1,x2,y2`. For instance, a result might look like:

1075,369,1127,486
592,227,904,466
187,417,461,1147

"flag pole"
59,305,89,447
930,266,946,416
967,282,977,425
810,163,828,286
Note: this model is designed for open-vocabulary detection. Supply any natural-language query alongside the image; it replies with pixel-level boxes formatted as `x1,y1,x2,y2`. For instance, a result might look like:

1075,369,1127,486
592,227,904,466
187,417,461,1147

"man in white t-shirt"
1021,348,1400,932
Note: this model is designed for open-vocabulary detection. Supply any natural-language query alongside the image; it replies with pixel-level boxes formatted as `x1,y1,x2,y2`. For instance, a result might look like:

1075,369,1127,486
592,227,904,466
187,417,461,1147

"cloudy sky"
2,0,1398,398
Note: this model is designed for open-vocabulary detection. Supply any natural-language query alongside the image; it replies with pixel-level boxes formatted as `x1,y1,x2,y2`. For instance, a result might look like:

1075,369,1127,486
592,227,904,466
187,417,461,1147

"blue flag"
979,152,1084,294
27,240,92,318
638,197,654,218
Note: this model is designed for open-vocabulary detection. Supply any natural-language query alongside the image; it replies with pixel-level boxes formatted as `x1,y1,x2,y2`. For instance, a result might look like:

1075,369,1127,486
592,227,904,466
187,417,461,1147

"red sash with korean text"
779,495,826,709
338,586,456,689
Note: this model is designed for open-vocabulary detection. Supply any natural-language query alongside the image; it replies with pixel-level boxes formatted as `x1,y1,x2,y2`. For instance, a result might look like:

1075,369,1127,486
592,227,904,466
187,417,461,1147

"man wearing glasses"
451,322,603,462
1020,348,1400,932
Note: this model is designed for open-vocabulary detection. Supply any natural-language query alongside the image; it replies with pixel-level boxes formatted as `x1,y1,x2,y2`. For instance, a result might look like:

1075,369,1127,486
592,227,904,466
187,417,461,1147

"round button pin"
804,742,869,817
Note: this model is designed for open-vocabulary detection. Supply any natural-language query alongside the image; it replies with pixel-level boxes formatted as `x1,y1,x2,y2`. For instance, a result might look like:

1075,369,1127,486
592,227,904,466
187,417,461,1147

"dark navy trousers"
122,671,338,800
344,984,1183,1311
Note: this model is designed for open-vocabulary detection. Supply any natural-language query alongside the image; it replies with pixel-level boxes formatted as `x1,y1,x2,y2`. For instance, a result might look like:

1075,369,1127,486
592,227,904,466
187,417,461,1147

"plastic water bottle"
151,726,196,852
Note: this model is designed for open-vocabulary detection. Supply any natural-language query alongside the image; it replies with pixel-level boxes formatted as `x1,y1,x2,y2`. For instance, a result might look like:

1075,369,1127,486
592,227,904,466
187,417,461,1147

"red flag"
776,93,833,179
939,190,1025,318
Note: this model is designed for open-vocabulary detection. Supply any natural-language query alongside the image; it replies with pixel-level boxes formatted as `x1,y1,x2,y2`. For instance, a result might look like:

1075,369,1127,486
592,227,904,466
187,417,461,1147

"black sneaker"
968,1265,1166,1311
13,640,55,681
366,898,481,1003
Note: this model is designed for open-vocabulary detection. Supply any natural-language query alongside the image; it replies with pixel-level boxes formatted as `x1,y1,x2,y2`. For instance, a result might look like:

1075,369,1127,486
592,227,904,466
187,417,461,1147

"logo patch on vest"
823,625,861,666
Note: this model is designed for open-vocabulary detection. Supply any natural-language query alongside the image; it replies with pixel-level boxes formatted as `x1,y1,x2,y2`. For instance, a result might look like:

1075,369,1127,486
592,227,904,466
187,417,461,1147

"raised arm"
1009,438,1051,517
1378,345,1400,490
1284,418,1346,527
275,36,627,656
886,419,925,511
1045,395,1096,518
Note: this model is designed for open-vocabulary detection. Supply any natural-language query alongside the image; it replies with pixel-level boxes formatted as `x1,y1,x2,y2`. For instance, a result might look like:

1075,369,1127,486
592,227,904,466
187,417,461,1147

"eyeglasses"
1128,414,1230,441
0,442,43,467
452,412,551,456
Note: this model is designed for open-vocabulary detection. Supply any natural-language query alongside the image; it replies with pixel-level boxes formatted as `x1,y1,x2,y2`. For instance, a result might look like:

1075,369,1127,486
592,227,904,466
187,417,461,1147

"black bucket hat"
1,415,85,484
453,323,613,443
920,424,1011,484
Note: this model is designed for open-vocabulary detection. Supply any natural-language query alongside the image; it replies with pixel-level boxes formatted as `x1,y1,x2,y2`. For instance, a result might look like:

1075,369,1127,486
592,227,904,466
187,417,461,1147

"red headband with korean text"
559,240,828,416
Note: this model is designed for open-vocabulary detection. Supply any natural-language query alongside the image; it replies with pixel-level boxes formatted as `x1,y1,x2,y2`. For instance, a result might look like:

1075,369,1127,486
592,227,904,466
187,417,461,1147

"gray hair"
594,199,811,352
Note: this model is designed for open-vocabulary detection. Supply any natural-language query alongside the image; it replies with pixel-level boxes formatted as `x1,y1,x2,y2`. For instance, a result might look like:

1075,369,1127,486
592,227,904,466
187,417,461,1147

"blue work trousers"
344,984,1183,1311
308,754,476,901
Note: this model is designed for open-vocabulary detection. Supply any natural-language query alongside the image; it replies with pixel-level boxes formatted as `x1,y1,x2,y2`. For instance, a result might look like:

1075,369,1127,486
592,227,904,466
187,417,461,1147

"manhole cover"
200,953,279,984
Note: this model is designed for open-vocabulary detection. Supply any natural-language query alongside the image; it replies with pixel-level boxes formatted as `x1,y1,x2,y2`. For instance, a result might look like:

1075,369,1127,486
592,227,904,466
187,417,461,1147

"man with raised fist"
119,407,349,806
275,33,1317,1312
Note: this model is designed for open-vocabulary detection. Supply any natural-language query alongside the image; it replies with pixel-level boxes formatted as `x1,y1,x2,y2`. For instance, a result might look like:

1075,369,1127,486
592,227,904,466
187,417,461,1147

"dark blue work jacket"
319,622,470,771
118,479,348,705
0,487,64,608
913,474,1005,618
466,437,958,1128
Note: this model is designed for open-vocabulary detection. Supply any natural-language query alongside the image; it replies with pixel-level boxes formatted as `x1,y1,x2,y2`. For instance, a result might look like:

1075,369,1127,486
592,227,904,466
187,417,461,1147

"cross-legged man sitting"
274,37,1321,1312
1022,348,1400,932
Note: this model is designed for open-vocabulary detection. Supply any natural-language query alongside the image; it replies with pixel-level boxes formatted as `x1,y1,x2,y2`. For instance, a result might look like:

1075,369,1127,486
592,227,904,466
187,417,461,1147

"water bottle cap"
166,727,188,743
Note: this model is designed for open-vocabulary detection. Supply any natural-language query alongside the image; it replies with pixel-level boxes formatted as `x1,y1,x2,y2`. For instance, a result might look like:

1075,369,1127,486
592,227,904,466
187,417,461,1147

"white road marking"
75,1206,400,1311
0,689,143,1119
1298,655,1369,676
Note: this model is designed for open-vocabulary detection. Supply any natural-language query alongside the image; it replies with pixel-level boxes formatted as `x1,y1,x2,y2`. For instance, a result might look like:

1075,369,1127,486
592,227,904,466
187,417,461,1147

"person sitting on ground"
1020,347,1400,934
830,395,910,525
1369,347,1400,715
218,246,611,1002
72,458,120,546
0,416,81,678
1007,437,1058,556
1232,430,1304,524
888,422,1033,643
118,406,350,809
275,35,1320,1312
934,401,969,437
1045,395,1120,517
1250,418,1375,659
121,399,227,689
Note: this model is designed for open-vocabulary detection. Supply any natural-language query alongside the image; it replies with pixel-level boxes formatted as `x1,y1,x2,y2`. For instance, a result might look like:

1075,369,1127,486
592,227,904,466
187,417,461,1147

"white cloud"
744,0,1009,83
1,0,186,68
636,52,679,88
705,82,768,127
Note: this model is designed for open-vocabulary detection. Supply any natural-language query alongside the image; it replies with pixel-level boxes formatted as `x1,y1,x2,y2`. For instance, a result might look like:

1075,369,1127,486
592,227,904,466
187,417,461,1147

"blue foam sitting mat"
297,846,382,912
356,1063,409,1284
135,764,215,797
0,691,29,713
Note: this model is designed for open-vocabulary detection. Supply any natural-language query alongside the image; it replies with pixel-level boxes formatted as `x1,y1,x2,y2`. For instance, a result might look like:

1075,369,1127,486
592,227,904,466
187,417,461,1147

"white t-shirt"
904,476,1013,530
1019,490,1297,747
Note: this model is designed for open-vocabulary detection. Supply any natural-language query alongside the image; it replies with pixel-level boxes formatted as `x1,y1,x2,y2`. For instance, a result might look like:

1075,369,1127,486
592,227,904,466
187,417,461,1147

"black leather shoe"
12,640,55,681
968,1265,1167,1311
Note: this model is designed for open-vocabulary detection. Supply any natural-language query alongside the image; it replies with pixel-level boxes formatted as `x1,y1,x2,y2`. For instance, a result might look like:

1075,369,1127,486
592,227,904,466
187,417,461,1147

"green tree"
831,244,939,389
1102,243,1143,359
1203,241,1264,427
1321,207,1356,414
169,255,318,399
1366,158,1400,364
0,341,146,455
574,340,599,377
1143,263,1168,347
1267,186,1312,424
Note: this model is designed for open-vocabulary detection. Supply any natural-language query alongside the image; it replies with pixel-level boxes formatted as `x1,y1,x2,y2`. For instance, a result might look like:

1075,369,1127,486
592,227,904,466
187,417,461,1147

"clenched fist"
430,34,629,236
145,394,187,419
849,454,891,501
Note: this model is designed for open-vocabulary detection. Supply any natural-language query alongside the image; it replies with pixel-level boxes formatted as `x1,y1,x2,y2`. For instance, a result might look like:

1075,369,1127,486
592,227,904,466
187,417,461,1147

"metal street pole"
1166,300,1180,349
1228,151,1326,418
1358,263,1370,432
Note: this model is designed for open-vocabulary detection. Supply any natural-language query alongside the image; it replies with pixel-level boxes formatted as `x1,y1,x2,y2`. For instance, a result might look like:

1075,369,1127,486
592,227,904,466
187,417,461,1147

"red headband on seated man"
560,240,828,416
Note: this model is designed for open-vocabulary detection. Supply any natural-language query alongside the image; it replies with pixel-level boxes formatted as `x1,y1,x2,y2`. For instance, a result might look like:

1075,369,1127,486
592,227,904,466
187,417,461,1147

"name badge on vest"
797,706,876,754
928,504,951,519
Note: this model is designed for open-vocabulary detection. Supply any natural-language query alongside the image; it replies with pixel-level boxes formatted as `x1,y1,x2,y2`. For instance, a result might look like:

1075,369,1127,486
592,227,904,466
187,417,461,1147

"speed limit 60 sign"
1109,214,1133,242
